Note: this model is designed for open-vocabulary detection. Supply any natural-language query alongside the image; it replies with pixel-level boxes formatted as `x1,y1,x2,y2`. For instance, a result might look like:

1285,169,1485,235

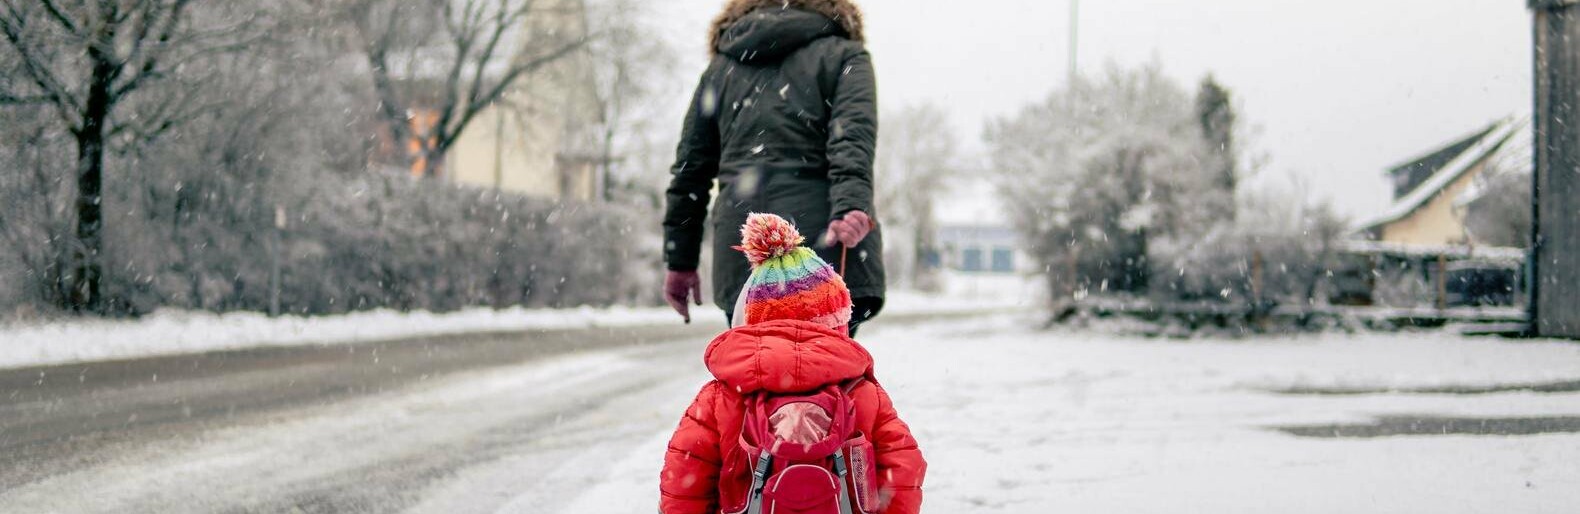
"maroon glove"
664,270,703,323
822,210,873,248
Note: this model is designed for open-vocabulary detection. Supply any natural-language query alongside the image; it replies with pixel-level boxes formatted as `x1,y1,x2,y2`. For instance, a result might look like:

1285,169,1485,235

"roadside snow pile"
0,283,1034,370
0,306,680,370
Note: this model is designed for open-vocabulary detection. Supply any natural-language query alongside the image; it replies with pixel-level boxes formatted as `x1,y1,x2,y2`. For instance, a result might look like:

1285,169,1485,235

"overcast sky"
654,0,1533,219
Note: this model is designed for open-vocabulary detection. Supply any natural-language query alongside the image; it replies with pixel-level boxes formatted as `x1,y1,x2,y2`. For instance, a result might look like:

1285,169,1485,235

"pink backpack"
735,379,878,514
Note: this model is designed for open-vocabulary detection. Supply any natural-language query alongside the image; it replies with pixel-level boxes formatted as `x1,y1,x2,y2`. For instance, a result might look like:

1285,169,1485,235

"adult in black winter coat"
663,0,885,333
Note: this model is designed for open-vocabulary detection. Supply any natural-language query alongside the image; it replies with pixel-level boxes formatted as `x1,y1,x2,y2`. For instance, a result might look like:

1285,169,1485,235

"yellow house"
447,0,604,201
1359,118,1526,245
382,0,605,201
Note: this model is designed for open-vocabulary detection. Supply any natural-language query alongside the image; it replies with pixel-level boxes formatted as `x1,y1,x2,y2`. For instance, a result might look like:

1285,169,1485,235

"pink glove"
822,210,873,248
664,270,703,323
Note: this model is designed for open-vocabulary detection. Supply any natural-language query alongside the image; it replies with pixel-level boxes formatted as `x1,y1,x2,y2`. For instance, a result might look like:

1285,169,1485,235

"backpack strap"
744,450,773,514
833,451,855,514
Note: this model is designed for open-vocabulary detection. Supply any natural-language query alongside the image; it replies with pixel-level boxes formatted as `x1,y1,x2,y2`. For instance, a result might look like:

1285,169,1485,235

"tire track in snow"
0,339,708,513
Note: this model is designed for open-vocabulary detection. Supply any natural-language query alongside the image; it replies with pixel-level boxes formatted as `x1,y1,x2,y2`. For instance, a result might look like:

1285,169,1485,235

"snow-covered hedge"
133,171,655,316
1,164,658,318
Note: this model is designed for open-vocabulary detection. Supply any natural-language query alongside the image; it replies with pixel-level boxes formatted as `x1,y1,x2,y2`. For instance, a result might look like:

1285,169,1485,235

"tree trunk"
68,54,117,313
416,143,447,179
909,198,937,289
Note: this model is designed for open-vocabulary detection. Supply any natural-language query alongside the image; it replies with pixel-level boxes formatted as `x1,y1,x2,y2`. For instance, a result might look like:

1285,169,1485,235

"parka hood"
704,319,873,394
710,0,865,60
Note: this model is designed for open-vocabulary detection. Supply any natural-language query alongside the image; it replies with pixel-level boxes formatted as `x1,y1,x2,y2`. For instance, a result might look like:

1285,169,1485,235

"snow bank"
0,306,683,370
0,282,1036,370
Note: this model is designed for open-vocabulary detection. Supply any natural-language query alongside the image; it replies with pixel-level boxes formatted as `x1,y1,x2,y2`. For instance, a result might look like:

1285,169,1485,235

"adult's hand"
823,210,873,248
664,270,703,323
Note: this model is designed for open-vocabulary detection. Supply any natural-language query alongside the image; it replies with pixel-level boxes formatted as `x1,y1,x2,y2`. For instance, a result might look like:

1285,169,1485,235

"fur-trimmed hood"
710,0,864,57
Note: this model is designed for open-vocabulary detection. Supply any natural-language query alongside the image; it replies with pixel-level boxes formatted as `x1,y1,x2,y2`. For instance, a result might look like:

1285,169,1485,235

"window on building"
991,247,1014,272
962,247,984,272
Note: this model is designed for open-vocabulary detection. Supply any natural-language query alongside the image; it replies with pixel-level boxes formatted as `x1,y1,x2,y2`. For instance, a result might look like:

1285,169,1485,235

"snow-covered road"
4,315,1579,513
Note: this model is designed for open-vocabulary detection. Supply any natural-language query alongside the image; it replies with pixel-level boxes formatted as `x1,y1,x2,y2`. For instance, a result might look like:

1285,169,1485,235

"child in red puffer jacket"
659,214,925,514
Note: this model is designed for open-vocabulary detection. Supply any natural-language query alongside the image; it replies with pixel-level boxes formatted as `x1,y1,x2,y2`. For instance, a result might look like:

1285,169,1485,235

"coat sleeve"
660,382,724,514
663,70,722,271
871,385,925,514
825,48,878,220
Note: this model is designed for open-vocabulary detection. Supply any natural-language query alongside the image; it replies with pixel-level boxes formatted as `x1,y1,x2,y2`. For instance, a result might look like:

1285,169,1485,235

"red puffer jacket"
660,320,926,514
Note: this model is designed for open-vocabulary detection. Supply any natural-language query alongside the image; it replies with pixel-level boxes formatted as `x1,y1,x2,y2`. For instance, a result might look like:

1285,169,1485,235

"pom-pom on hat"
732,213,853,330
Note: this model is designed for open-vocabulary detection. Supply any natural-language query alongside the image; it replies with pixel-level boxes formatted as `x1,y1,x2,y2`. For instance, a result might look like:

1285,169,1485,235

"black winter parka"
663,7,885,311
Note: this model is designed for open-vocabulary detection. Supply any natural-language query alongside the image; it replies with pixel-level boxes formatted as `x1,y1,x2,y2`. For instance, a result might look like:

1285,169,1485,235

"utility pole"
1528,0,1580,338
1069,0,1081,84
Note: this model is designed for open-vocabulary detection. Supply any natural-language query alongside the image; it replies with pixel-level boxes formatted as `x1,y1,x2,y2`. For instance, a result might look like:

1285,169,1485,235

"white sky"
653,0,1534,220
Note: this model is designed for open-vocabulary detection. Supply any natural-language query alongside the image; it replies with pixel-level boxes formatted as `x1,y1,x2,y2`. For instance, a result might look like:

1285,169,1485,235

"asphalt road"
0,320,723,512
0,310,997,512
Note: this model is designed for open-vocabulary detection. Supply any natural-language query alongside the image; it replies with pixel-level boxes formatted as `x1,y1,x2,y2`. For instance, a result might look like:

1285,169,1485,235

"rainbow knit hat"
732,213,853,330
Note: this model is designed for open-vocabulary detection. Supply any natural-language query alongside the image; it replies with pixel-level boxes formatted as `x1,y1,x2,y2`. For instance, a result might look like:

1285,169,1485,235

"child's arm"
871,386,926,514
660,382,724,514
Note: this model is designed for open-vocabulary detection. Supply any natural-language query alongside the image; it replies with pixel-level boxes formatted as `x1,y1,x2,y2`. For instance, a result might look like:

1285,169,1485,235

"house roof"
1385,124,1500,200
1357,117,1524,233
1455,120,1533,209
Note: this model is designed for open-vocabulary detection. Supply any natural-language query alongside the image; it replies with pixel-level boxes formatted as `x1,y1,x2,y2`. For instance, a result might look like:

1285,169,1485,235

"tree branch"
109,0,191,97
0,90,52,105
444,35,589,145
458,0,531,137
0,2,82,129
115,0,165,82
361,31,414,164
427,0,485,151
34,0,81,35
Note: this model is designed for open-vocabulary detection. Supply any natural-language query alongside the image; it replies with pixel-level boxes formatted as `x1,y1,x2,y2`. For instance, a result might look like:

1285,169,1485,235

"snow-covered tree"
1462,159,1531,248
987,62,1220,298
581,0,679,208
0,0,657,317
1151,177,1349,307
0,0,273,313
1195,75,1240,221
877,103,956,290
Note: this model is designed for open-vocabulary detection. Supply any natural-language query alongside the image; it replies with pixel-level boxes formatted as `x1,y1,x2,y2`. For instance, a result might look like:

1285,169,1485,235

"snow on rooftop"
1356,117,1526,232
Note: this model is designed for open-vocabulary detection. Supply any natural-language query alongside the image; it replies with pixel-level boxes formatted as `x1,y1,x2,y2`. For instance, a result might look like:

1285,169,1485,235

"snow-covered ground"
5,314,1579,513
0,277,1039,370
568,317,1580,514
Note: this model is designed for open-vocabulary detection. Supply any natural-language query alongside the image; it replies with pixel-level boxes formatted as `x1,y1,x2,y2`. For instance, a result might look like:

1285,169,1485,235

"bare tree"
0,0,262,313
582,0,677,205
0,112,73,309
1462,160,1532,248
877,103,956,290
344,0,594,178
